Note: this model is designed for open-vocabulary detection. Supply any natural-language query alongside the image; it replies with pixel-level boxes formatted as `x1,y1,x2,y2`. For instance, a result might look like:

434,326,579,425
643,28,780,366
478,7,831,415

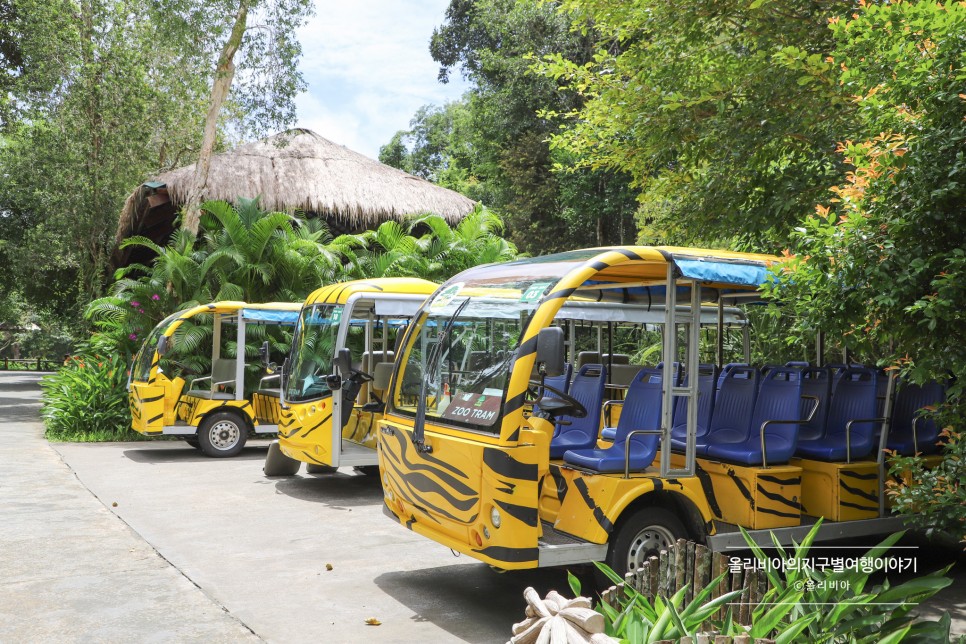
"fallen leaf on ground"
325,563,333,571
365,618,381,626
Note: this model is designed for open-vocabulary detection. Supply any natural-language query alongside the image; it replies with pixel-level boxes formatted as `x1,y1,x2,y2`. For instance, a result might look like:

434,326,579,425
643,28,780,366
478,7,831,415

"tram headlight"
490,507,501,529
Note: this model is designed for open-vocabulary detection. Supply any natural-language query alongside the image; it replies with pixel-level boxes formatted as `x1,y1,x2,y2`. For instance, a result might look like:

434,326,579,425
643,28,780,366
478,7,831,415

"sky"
293,1,471,161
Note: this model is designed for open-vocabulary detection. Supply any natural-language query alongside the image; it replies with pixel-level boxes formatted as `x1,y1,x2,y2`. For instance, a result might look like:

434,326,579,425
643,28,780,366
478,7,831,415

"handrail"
758,394,820,469
623,428,664,479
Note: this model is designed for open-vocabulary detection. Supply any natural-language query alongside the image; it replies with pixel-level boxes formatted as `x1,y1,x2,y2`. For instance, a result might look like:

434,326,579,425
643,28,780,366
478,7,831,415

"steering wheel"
348,367,374,383
535,382,587,419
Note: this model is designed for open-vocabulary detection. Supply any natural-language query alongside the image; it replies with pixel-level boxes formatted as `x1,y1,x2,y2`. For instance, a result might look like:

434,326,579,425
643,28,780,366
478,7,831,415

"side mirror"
334,347,351,377
535,327,565,378
157,335,169,356
259,341,270,367
325,373,343,391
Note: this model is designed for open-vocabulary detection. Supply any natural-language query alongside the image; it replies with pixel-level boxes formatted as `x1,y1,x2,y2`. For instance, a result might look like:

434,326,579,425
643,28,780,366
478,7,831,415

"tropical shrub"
593,522,956,643
51,197,519,441
40,351,131,441
765,1,966,540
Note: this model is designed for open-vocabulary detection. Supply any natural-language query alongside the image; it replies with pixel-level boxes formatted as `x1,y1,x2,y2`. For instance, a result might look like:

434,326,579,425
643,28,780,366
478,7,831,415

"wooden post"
647,555,659,601
674,538,687,598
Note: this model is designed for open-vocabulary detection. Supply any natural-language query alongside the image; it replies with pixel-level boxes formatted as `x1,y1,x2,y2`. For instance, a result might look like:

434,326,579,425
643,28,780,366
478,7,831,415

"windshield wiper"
412,297,471,452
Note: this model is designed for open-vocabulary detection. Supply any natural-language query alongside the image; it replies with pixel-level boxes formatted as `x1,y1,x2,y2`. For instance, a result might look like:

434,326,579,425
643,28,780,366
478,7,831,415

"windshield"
285,304,342,403
132,311,182,383
392,274,562,434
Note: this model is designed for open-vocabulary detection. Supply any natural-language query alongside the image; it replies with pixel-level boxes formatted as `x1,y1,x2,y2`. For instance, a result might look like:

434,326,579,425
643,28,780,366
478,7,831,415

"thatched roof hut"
113,128,477,267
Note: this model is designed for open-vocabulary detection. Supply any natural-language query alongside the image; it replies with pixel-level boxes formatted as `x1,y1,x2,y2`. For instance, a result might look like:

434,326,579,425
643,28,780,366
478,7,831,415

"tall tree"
179,0,313,234
537,0,853,251
0,0,311,337
383,0,638,254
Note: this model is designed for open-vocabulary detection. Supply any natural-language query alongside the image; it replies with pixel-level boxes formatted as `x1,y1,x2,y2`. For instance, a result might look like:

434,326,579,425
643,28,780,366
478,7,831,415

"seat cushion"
705,434,797,466
183,391,235,400
550,430,597,459
563,441,656,473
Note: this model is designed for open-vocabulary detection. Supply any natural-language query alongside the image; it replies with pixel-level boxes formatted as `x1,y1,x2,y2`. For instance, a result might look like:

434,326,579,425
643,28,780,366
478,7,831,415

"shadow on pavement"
122,445,269,463
271,472,384,507
0,402,43,424
374,562,577,642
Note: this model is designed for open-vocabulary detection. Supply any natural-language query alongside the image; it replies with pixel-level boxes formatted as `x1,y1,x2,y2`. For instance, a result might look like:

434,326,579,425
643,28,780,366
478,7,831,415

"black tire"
354,465,379,477
305,462,338,474
184,437,201,450
197,411,249,458
607,507,687,578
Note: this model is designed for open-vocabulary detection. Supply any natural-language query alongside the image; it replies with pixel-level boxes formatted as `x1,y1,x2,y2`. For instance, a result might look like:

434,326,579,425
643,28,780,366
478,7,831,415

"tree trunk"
182,0,250,235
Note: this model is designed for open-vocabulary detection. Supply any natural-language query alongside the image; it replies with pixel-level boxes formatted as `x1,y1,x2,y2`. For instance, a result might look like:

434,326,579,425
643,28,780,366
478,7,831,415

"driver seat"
549,364,607,459
563,367,663,472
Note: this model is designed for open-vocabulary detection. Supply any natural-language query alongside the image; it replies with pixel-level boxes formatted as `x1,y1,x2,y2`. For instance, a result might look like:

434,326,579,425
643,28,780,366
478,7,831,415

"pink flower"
130,301,141,307
151,294,160,301
139,309,145,314
129,333,138,340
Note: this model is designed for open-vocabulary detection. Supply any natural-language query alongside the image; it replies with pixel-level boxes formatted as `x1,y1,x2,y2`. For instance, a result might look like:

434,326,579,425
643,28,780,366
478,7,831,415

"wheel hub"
209,420,240,450
626,525,675,572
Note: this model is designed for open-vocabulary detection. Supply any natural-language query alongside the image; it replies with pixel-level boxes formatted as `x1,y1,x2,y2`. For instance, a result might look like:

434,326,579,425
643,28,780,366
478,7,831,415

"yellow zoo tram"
376,247,929,574
263,278,438,476
128,301,301,457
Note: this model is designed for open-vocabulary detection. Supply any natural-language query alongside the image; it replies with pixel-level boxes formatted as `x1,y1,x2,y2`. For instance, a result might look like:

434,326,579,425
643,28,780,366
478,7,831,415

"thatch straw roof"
112,128,477,267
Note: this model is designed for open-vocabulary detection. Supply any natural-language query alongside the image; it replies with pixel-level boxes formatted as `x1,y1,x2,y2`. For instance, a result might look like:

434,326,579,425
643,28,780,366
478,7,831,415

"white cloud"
293,0,470,160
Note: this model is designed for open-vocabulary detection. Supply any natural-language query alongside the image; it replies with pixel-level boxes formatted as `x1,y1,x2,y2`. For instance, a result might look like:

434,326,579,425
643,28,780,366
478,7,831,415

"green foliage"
740,524,954,643
0,0,312,350
763,1,966,539
887,422,966,545
535,0,853,251
40,351,131,440
593,561,745,641
382,0,639,254
594,523,956,642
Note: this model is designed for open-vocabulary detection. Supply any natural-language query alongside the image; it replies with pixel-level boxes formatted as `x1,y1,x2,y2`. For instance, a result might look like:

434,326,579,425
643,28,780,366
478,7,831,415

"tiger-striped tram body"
128,301,302,458
264,278,438,476
377,247,911,574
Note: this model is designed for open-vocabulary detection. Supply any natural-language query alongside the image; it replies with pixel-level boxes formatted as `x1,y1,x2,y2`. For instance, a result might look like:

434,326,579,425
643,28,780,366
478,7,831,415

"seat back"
798,366,832,441
614,368,663,459
706,365,759,441
785,361,810,369
602,353,630,365
717,363,749,391
889,381,945,454
551,363,607,452
211,358,237,386
671,364,718,444
576,351,601,369
361,350,395,403
749,366,803,463
609,364,643,388
824,367,879,458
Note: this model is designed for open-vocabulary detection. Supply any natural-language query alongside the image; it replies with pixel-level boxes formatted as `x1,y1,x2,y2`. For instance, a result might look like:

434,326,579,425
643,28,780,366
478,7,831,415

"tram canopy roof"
446,247,783,307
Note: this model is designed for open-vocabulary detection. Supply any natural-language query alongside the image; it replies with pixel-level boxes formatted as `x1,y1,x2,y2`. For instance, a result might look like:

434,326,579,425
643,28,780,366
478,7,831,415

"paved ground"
1,371,963,642
0,372,569,643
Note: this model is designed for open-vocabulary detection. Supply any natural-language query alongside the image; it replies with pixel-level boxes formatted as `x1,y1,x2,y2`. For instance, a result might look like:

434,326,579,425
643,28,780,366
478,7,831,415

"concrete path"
1,371,962,642
0,371,259,642
0,372,569,643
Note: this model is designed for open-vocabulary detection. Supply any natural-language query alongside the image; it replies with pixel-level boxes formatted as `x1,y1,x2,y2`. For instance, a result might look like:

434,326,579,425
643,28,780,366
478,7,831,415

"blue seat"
796,367,879,462
798,367,832,441
717,363,749,391
696,365,760,456
705,367,803,466
785,361,810,369
669,365,718,452
564,368,663,472
532,363,572,417
549,364,607,459
887,381,945,455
